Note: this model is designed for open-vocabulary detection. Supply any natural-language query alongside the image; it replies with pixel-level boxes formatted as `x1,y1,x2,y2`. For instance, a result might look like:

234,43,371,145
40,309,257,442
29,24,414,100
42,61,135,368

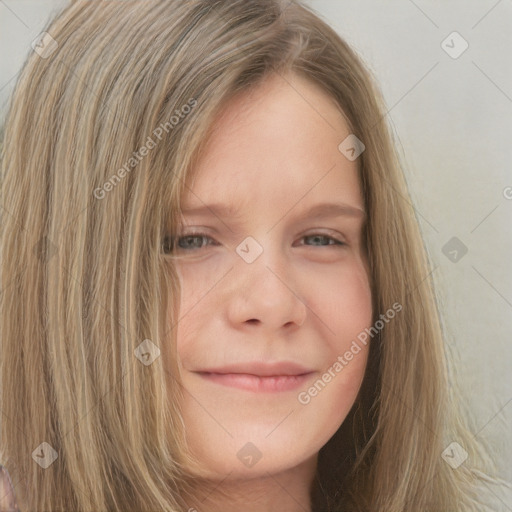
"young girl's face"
171,72,373,479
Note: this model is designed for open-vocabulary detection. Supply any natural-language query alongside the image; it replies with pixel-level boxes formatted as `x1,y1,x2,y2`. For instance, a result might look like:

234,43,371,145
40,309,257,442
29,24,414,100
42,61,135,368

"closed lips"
194,361,314,377
193,362,316,393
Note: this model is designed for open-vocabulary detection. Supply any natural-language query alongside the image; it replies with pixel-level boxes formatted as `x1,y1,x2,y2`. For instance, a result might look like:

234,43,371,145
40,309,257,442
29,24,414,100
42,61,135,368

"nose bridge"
227,233,307,328
236,233,287,290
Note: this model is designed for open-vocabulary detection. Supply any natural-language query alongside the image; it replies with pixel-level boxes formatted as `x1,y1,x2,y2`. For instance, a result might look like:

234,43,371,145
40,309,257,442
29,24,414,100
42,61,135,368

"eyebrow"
180,201,366,221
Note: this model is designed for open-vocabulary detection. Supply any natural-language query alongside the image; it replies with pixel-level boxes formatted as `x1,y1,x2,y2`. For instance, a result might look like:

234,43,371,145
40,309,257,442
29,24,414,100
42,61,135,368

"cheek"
304,344,369,437
172,258,229,327
307,259,373,342
172,265,207,368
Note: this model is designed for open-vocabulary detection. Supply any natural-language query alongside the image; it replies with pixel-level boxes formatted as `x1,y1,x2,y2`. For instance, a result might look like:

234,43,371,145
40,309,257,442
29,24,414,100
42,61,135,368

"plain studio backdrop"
1,0,511,509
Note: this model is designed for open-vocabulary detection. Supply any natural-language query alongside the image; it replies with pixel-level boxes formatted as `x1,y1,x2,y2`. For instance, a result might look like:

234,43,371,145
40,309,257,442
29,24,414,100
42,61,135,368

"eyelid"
177,226,346,236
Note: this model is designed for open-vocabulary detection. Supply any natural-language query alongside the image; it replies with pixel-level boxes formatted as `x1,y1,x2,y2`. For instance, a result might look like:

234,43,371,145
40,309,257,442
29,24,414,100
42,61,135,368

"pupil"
179,235,201,249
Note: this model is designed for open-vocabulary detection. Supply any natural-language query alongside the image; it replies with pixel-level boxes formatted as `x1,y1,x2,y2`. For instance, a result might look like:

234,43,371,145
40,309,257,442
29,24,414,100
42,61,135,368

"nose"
225,244,307,331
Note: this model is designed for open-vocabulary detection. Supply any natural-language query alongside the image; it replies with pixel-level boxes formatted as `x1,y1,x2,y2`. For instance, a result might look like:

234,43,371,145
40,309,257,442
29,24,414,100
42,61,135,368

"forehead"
183,72,363,215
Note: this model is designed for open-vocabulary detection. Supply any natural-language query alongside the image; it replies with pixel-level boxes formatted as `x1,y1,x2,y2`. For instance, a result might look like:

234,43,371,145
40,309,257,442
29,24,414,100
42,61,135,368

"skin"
171,71,373,512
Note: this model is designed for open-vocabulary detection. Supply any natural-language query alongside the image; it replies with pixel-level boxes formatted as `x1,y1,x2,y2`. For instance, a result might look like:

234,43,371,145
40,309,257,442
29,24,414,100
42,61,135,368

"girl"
0,1,502,510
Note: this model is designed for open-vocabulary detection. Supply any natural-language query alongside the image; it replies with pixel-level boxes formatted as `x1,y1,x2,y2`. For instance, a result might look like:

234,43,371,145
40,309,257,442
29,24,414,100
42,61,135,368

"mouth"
195,371,316,392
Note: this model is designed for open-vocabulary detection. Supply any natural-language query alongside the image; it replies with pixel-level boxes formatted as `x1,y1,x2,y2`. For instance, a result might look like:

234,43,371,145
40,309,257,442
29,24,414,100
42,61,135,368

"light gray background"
1,0,511,508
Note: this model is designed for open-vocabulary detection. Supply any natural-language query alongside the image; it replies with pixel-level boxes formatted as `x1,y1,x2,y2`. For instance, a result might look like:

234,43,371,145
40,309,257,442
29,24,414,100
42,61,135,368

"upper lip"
195,361,315,377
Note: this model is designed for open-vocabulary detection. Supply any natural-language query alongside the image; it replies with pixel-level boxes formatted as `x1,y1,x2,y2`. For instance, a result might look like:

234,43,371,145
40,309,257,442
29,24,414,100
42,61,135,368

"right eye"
161,233,219,254
175,233,217,251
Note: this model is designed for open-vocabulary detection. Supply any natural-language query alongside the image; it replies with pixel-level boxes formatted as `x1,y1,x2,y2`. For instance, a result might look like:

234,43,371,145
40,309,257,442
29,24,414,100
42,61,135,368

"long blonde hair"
0,1,497,510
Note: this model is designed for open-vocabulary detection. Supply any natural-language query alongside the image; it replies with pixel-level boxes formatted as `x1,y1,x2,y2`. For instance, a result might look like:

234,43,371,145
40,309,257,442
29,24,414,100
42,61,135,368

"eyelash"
164,231,346,253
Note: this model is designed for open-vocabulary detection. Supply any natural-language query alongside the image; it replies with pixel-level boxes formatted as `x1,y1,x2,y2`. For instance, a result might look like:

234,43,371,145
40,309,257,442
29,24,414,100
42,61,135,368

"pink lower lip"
197,372,315,392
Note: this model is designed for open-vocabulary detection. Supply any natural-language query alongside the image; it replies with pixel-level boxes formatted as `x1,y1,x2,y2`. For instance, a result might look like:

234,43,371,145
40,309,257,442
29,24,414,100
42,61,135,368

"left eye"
297,234,346,247
164,233,345,253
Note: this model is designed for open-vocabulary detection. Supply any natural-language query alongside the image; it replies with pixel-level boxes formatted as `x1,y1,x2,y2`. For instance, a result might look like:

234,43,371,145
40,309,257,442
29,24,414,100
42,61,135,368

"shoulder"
0,465,19,512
